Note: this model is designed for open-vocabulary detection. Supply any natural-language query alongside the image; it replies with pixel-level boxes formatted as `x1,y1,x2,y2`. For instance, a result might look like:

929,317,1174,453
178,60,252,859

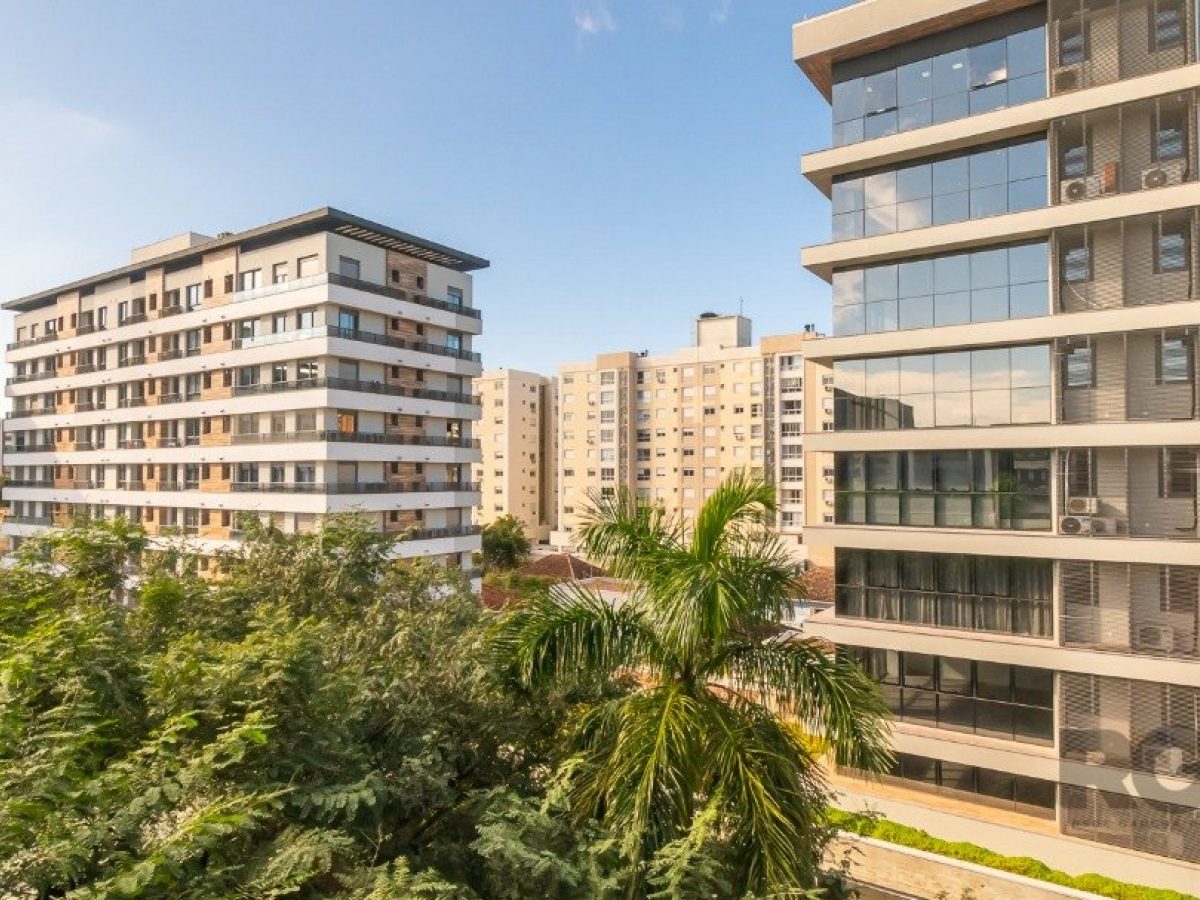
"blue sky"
0,0,838,373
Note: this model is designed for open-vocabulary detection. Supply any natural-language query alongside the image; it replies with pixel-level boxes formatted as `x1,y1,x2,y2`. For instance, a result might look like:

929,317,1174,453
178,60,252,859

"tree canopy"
480,515,531,572
0,503,881,898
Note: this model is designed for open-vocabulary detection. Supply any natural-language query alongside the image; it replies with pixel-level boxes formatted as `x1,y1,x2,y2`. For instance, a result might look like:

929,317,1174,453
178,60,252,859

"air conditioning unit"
1142,743,1185,777
1060,175,1100,203
1142,158,1187,190
1053,64,1084,93
1066,496,1100,515
1136,624,1176,653
1060,514,1095,535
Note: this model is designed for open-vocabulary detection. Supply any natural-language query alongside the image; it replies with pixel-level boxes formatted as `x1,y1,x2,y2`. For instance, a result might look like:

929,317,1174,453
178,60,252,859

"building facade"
474,368,557,541
552,314,824,557
2,208,487,576
794,0,1200,891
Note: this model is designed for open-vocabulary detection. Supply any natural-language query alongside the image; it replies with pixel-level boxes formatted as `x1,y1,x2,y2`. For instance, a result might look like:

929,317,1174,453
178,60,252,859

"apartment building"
2,208,487,577
551,314,823,556
474,368,557,541
794,0,1200,891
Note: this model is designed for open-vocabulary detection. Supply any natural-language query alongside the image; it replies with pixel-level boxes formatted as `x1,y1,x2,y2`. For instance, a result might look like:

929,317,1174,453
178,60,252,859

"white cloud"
711,0,734,25
573,1,616,37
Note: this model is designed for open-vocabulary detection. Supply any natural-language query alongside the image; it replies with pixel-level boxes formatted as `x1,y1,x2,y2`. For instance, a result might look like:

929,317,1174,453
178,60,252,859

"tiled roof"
518,553,607,582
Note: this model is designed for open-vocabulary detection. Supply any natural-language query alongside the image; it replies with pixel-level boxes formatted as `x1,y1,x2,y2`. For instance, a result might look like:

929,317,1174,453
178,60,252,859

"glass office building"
794,0,1200,889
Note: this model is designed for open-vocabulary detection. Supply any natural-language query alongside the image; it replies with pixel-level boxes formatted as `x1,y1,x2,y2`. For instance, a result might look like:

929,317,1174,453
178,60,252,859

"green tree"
489,473,892,897
0,515,611,899
480,515,531,572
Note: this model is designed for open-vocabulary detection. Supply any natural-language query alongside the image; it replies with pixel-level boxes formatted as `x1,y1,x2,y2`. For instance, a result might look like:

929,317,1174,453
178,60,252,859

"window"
1059,17,1087,66
1158,332,1193,383
1059,123,1089,178
1061,240,1092,283
1151,0,1185,51
338,256,361,279
1156,223,1189,272
238,269,262,291
1154,107,1187,162
297,255,319,278
184,284,202,309
1063,344,1094,389
296,308,316,329
272,262,289,284
1161,447,1197,498
447,286,464,307
830,22,1046,145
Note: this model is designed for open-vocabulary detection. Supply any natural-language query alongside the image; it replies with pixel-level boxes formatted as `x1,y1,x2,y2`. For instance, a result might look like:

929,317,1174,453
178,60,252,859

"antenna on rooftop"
738,296,744,316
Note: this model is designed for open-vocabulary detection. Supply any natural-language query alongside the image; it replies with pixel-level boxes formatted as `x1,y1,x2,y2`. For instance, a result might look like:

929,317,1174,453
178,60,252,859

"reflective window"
852,648,1054,745
1157,222,1190,271
833,241,1048,335
832,139,1047,241
831,24,1046,145
835,449,1052,530
836,549,1053,637
835,345,1051,430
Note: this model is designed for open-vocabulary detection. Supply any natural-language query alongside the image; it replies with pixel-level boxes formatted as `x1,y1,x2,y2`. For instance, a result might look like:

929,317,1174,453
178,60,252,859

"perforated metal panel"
1061,784,1200,863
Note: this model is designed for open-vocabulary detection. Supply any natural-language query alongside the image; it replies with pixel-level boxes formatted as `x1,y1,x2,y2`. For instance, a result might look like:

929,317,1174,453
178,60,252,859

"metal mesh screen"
1049,0,1196,93
1057,446,1200,539
1061,783,1200,863
1055,210,1197,314
1060,672,1200,779
1055,326,1200,423
1059,560,1200,658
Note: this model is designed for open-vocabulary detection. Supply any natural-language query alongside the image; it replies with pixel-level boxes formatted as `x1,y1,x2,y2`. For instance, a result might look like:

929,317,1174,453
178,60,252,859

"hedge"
828,809,1197,900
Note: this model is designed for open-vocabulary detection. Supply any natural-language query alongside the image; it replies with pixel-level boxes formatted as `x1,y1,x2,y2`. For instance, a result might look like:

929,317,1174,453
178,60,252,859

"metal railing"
229,480,479,494
234,271,481,320
229,429,480,449
231,376,478,406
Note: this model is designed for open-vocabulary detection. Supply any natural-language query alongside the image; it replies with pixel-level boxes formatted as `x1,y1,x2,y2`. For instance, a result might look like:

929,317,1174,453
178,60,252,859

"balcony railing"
231,376,478,406
6,370,57,385
229,429,480,449
4,515,52,525
234,271,481,320
6,332,59,351
5,479,53,488
402,524,483,541
230,480,479,494
5,442,54,453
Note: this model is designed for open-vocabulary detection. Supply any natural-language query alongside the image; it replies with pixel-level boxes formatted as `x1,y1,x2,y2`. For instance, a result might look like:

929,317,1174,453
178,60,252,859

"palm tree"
489,472,892,896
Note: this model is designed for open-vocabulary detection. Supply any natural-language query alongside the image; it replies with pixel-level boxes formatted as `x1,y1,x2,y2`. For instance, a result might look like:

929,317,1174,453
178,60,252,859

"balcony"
155,348,182,362
5,515,52,526
157,305,184,319
1061,673,1200,781
233,271,482,320
117,355,146,369
231,376,479,406
1048,0,1195,94
5,442,54,453
228,429,481,449
117,397,147,409
229,480,479,494
117,439,146,449
6,370,57,386
1059,446,1200,539
1061,559,1200,659
74,323,104,336
1056,211,1196,313
6,479,53,488
1056,329,1200,423
1051,92,1196,205
231,325,481,364
119,313,148,327
6,332,59,351
402,524,483,541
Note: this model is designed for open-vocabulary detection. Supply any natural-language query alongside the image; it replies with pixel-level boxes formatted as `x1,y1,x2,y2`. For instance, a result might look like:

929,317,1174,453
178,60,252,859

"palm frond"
704,638,893,774
487,583,665,690
576,489,685,582
696,688,828,894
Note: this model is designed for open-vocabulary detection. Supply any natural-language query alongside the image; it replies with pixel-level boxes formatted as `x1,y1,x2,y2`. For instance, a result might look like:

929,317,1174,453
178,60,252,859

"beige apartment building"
2,208,487,579
795,0,1200,892
551,314,824,556
473,368,557,541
